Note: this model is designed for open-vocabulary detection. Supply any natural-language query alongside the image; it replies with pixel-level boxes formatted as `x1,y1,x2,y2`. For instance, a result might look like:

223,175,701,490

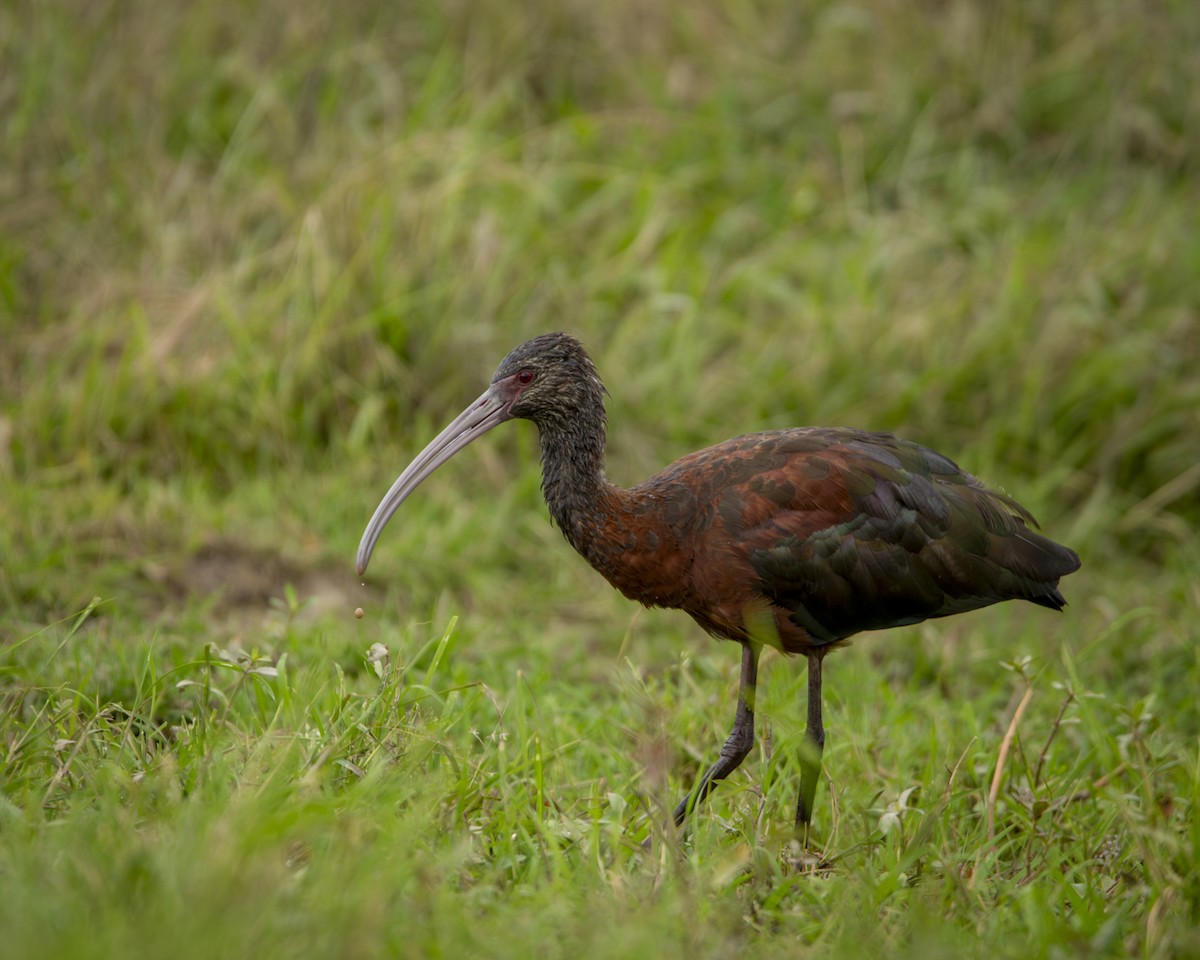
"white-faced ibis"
357,333,1081,841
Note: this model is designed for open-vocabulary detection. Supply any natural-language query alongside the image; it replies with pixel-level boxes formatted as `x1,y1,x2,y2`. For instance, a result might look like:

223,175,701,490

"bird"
356,332,1081,843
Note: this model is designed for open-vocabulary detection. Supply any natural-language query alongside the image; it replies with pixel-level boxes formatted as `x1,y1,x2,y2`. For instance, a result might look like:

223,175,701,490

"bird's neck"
535,404,623,555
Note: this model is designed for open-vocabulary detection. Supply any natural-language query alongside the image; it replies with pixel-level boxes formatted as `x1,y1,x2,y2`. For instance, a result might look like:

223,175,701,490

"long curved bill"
356,385,512,575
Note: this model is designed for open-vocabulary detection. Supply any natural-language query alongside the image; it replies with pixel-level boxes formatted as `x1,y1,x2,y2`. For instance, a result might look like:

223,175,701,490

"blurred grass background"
2,1,1199,957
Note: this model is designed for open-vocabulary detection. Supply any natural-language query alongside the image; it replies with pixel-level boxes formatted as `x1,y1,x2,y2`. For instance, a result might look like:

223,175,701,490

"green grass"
2,0,1199,957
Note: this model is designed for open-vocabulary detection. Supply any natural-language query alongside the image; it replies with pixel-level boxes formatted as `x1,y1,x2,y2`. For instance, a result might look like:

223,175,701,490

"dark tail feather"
1029,586,1069,612
1010,533,1080,612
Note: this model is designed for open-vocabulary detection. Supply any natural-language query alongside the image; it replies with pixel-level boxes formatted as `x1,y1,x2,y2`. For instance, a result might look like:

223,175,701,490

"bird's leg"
672,640,761,827
795,649,827,846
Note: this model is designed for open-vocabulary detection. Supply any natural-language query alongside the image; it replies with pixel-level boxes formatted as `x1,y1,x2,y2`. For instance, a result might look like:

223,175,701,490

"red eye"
517,369,535,385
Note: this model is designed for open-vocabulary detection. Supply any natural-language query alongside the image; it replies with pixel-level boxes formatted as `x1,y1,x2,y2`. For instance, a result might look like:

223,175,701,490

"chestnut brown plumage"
357,333,1081,841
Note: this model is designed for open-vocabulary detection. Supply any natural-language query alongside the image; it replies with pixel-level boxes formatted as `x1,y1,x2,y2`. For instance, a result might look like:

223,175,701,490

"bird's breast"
571,508,695,609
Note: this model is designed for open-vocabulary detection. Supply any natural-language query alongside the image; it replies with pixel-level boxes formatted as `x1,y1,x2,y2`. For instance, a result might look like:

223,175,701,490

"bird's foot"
782,836,832,874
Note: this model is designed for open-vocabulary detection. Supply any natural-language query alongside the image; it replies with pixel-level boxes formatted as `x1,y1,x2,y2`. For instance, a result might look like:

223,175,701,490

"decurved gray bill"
356,386,510,575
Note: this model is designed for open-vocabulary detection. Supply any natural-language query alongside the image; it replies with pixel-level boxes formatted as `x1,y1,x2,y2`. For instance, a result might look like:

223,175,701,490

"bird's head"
490,332,606,426
355,332,605,575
